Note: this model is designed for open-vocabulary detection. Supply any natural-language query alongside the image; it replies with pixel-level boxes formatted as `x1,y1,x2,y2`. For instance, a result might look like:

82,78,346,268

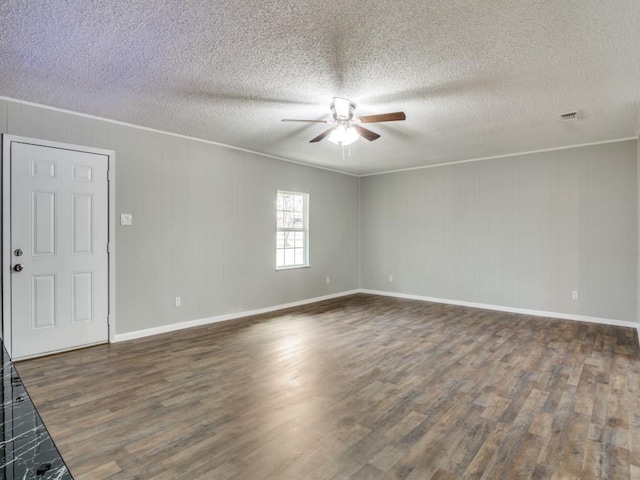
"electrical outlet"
175,296,181,307
326,276,330,284
389,274,394,282
571,291,579,300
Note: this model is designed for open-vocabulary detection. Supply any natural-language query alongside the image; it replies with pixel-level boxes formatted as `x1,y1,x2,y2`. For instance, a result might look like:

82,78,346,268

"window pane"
276,190,308,269
284,211,294,228
283,194,293,211
284,232,293,247
284,249,295,265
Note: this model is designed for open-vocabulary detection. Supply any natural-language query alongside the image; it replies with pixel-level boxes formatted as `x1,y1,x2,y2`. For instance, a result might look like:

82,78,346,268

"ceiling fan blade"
358,112,406,123
282,119,330,123
310,127,334,143
354,124,381,141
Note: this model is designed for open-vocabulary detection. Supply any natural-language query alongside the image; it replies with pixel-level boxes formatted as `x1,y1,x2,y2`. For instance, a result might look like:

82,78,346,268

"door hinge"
107,315,111,326
107,243,111,254
107,170,111,181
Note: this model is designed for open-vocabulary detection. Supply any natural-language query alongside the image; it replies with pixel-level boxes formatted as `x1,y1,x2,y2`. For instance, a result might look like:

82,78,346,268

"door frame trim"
1,134,116,357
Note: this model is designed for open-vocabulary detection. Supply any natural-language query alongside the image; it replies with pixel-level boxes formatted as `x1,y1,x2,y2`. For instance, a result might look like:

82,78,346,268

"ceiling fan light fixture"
328,124,360,146
282,97,405,145
331,97,356,120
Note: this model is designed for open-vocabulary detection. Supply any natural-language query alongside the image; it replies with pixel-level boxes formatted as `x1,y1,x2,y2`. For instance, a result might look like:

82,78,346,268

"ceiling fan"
282,97,406,145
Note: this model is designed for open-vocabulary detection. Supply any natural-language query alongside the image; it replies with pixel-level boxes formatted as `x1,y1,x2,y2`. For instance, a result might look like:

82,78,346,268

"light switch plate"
120,213,133,226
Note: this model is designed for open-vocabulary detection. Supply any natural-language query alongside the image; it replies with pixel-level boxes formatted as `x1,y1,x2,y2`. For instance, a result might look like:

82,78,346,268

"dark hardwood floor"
16,294,640,479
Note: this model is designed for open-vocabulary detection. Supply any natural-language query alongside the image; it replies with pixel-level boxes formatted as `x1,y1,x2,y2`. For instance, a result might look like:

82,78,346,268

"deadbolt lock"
14,248,23,257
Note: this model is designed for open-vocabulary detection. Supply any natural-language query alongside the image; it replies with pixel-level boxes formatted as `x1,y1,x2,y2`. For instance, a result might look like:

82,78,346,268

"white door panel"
10,142,109,359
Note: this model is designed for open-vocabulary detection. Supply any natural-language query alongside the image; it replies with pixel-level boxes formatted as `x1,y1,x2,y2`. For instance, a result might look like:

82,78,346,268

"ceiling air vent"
560,111,578,121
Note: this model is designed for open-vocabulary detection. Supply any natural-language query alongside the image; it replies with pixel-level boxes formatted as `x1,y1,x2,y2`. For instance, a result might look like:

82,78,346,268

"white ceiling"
1,0,639,175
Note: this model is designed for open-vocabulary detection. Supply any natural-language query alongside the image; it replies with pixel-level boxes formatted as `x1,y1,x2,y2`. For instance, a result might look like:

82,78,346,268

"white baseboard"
113,290,360,342
114,288,640,349
360,289,640,334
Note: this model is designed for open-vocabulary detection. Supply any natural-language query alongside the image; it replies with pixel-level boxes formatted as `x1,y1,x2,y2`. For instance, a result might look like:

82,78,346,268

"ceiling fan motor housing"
282,98,405,144
331,97,357,121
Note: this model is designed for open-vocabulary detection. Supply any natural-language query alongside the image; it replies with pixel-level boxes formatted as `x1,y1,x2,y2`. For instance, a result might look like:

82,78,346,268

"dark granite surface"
1,343,72,479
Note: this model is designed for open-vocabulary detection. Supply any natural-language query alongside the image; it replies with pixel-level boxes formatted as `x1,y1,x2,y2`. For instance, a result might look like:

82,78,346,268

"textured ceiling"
1,0,639,175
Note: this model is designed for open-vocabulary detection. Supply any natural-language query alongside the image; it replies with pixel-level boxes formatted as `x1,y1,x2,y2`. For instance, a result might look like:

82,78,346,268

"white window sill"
276,264,311,271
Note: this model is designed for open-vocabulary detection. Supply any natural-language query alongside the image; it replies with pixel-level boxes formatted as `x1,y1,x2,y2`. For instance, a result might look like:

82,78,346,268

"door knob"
13,264,23,272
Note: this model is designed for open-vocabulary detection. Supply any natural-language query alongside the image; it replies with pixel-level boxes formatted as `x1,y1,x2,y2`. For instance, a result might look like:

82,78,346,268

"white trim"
2,136,12,350
276,190,309,269
357,178,362,288
114,288,640,347
360,289,640,331
0,96,358,178
2,96,635,179
1,134,115,356
107,152,117,344
113,289,360,342
360,137,638,177
275,265,311,271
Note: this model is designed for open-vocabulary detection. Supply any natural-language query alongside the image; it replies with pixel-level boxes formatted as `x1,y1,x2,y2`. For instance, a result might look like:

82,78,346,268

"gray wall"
2,97,638,334
0,99,360,334
361,141,638,322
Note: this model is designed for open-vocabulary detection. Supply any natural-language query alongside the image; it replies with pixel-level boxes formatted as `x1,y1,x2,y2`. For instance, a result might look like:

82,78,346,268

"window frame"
275,190,310,270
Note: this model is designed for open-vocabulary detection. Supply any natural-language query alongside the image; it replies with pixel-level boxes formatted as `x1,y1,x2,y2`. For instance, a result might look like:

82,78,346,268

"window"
276,190,309,269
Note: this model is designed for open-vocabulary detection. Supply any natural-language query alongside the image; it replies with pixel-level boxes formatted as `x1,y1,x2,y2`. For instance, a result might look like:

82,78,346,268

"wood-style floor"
16,294,640,480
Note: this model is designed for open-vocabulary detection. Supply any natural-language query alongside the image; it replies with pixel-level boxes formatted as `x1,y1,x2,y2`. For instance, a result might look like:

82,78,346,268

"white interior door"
9,141,109,359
